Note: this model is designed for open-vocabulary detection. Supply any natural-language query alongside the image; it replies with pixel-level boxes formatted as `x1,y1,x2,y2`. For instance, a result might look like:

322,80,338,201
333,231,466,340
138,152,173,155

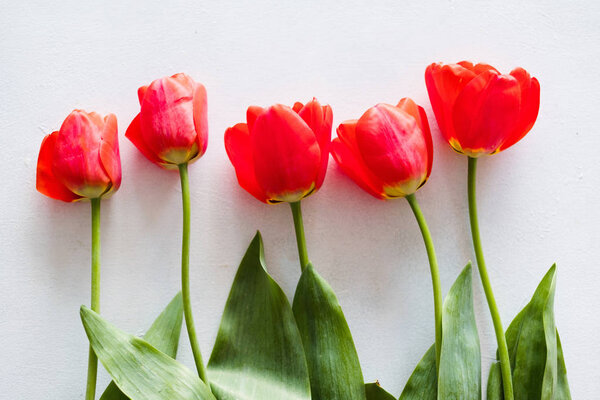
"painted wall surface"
1,0,599,398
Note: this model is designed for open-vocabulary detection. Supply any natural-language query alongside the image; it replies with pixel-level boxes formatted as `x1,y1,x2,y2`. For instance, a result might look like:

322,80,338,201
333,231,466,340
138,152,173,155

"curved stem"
405,194,442,372
179,163,209,385
290,201,309,271
85,198,101,400
468,157,513,400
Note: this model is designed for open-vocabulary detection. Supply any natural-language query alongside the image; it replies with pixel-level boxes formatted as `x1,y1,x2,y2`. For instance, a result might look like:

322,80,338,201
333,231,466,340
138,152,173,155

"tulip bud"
126,73,208,168
225,99,332,203
36,110,122,202
425,61,540,157
331,98,433,199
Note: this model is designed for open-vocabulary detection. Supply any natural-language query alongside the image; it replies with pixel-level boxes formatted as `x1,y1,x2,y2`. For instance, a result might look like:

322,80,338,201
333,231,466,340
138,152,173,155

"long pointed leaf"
365,382,395,400
438,263,481,400
398,345,437,400
100,292,184,400
207,232,311,400
555,331,571,399
486,362,502,400
292,263,366,400
81,306,215,400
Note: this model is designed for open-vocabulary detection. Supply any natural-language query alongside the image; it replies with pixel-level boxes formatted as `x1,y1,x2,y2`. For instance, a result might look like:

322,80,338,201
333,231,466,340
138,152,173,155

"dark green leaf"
292,263,366,400
555,331,571,399
207,232,311,400
438,263,481,400
486,362,502,400
398,345,437,400
100,292,184,400
365,382,395,400
81,306,214,400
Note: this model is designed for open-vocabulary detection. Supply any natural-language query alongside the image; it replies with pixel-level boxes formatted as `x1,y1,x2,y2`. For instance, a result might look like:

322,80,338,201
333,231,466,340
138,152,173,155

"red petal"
99,114,122,195
189,82,208,163
251,105,320,201
224,123,268,202
292,102,304,113
137,85,148,105
331,134,384,199
36,132,81,202
396,98,433,178
452,71,521,154
297,99,332,189
246,106,264,133
500,68,540,151
125,113,167,167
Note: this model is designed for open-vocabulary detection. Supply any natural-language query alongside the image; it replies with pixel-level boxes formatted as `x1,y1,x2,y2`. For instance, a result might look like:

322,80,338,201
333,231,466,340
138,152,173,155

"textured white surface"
1,0,599,398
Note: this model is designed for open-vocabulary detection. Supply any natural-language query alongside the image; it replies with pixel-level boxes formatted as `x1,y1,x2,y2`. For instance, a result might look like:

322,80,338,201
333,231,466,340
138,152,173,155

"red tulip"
126,73,208,168
36,110,121,202
425,61,540,157
331,98,433,199
225,99,332,203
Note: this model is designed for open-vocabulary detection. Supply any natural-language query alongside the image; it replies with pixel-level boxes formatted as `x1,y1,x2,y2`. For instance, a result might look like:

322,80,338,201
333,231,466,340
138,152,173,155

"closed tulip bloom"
331,98,433,199
225,98,332,204
126,73,208,168
425,61,540,157
36,110,121,202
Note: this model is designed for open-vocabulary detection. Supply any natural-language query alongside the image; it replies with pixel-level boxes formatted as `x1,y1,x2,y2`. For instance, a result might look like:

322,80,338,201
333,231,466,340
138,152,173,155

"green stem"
405,194,442,372
289,201,309,271
468,157,514,400
85,198,101,400
178,163,209,385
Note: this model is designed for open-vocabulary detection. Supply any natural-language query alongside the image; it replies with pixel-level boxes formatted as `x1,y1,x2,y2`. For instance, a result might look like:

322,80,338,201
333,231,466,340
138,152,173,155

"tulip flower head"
331,98,433,199
36,110,121,202
126,73,208,169
425,61,540,157
225,99,332,204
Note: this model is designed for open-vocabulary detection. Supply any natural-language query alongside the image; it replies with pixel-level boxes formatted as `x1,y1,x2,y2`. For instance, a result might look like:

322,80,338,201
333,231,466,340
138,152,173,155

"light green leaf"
207,232,311,400
99,292,184,400
292,263,366,400
438,263,481,400
81,306,215,400
398,345,437,400
365,382,395,400
487,265,567,400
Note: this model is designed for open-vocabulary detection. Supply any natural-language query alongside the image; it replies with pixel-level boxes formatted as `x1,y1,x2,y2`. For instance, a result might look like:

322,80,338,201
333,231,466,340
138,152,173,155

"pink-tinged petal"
425,63,476,143
53,110,111,198
189,82,208,163
452,71,521,155
99,114,122,195
331,135,384,199
252,105,320,202
224,123,268,202
140,74,198,164
500,68,540,151
125,113,168,167
297,99,333,189
246,106,264,133
36,132,82,202
397,98,434,179
355,104,429,194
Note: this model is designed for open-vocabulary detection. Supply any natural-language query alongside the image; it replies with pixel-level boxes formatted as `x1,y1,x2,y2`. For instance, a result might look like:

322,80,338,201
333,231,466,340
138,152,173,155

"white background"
1,0,599,398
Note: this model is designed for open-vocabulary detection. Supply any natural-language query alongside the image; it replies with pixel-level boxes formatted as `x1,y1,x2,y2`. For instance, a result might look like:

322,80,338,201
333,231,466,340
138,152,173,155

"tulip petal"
298,99,333,189
331,138,384,199
189,83,208,163
125,113,168,167
252,105,320,202
36,132,82,202
99,114,122,195
452,71,521,155
500,68,540,151
246,106,264,133
137,85,148,105
425,63,476,143
396,98,433,180
292,102,304,113
224,123,268,203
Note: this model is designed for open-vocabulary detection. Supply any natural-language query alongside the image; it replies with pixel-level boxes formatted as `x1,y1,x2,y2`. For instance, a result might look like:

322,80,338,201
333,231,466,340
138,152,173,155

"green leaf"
555,331,571,399
99,292,184,400
486,362,502,400
438,263,481,400
398,345,437,400
487,265,567,400
207,232,311,400
365,382,395,400
81,306,215,400
292,263,366,400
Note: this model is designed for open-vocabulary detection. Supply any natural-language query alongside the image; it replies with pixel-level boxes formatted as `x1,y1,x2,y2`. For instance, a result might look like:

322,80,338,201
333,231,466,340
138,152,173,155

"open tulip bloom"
426,61,541,400
36,109,122,400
